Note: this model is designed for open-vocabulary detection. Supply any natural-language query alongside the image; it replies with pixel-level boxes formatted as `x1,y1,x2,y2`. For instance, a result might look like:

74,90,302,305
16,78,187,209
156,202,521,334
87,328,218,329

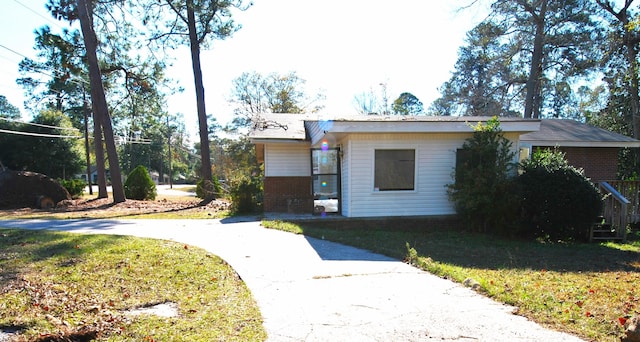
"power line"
13,0,67,31
0,43,30,61
0,116,78,131
0,34,90,90
0,117,156,143
0,127,155,145
0,128,81,139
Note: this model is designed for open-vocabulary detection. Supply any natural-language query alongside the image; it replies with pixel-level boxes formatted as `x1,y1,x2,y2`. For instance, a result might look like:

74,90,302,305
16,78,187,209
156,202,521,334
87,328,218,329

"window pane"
312,149,338,174
375,149,415,191
313,175,339,199
314,175,339,213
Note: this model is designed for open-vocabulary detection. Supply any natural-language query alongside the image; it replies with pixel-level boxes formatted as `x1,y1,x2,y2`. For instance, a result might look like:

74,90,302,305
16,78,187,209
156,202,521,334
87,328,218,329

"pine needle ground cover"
264,220,640,342
0,228,265,341
0,197,230,220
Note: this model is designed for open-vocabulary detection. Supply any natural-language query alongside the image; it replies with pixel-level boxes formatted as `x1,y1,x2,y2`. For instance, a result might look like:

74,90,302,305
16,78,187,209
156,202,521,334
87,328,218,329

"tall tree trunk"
623,20,640,140
524,0,547,119
186,0,213,186
598,0,640,169
77,0,125,203
622,12,640,170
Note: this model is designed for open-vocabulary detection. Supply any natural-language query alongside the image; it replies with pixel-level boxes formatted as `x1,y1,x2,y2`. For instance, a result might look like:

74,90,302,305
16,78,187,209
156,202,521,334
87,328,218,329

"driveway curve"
0,218,584,342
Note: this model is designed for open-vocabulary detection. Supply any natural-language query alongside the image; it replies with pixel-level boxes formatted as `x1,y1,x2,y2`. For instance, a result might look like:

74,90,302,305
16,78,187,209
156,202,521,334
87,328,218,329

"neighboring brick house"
519,119,640,182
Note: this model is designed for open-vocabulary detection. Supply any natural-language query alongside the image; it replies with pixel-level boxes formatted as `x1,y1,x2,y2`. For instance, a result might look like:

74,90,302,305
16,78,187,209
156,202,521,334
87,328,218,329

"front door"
311,148,340,215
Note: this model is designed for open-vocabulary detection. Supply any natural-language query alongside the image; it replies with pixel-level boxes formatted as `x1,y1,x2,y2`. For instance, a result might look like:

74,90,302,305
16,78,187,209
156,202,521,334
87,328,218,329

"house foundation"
263,176,313,214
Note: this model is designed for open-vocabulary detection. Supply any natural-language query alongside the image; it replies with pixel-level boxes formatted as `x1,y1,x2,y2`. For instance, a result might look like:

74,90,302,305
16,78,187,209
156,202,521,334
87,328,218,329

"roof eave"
308,120,540,145
250,138,309,144
521,140,640,148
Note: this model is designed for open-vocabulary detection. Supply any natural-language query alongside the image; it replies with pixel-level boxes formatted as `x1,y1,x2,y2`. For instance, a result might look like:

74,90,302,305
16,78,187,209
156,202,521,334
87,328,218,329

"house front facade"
250,114,540,218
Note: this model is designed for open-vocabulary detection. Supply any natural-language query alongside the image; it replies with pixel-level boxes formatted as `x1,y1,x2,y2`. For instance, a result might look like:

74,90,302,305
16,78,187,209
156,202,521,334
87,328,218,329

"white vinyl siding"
343,133,468,218
264,143,311,177
260,132,522,217
340,140,350,216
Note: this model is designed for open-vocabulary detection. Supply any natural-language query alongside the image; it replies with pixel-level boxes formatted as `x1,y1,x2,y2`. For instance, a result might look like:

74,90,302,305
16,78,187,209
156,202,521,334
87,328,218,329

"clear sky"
0,0,486,141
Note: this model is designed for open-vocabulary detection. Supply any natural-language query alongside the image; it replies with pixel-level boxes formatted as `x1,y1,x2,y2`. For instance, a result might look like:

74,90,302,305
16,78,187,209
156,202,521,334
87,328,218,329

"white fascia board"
250,138,309,144
309,120,540,145
328,120,539,133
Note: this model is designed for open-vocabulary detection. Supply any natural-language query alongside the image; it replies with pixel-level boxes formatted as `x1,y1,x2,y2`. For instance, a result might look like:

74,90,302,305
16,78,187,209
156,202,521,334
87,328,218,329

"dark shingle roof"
520,119,640,147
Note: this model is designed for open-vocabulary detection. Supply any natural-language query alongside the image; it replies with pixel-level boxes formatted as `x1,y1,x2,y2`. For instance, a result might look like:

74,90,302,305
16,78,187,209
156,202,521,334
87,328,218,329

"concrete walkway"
0,218,585,341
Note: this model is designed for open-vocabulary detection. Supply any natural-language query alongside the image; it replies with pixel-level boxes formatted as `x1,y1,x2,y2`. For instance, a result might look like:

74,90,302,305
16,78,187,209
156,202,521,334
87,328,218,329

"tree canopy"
432,0,600,119
0,96,21,120
0,109,83,179
229,71,325,130
392,92,424,115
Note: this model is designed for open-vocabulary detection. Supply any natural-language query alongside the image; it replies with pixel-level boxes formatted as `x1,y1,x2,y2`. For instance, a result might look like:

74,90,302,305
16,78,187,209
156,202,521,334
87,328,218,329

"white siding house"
250,114,539,218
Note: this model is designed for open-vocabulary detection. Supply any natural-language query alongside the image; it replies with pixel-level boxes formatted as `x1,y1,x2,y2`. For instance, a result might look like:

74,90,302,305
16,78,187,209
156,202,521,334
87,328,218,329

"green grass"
0,228,266,341
264,220,640,342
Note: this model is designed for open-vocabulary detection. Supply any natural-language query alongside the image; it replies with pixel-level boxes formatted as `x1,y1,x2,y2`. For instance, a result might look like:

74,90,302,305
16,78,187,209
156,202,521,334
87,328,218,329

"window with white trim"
374,149,415,191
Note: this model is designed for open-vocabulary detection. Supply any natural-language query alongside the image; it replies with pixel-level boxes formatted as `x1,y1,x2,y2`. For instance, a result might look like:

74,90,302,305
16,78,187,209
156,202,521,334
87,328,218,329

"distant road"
85,184,196,197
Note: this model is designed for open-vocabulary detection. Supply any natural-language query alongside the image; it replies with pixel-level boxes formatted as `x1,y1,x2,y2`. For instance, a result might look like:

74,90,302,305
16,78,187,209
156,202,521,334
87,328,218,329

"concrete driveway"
0,218,584,341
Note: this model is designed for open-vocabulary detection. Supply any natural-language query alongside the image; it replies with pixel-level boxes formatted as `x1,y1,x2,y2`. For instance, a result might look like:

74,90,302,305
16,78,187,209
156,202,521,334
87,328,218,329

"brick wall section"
264,176,313,213
558,147,619,182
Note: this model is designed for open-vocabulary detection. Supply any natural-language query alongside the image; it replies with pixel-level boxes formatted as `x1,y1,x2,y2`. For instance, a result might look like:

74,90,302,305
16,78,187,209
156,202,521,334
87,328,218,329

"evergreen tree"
447,117,520,234
392,92,424,115
434,0,600,119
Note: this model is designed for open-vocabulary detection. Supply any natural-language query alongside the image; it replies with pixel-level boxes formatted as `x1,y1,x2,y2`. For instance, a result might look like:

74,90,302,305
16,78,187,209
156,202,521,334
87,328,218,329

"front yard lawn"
264,219,640,342
0,228,265,341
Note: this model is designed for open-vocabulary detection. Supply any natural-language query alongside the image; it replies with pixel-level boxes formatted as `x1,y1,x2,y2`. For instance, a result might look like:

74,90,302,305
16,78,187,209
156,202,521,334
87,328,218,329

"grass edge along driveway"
263,219,640,342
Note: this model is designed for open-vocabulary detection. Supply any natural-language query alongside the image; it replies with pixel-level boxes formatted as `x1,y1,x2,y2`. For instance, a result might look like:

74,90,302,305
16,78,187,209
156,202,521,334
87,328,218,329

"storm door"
311,148,340,215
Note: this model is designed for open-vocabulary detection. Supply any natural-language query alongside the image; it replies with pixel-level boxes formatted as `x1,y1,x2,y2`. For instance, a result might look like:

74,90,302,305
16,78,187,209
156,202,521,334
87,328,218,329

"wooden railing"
594,181,631,242
603,180,640,224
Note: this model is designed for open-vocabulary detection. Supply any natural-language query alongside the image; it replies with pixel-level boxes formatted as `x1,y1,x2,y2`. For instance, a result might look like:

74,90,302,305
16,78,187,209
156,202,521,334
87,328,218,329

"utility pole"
167,116,173,189
82,86,93,195
380,82,389,115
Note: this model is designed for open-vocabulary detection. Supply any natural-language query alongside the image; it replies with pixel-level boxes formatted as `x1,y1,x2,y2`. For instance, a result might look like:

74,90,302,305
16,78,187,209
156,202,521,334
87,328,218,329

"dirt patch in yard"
0,197,231,219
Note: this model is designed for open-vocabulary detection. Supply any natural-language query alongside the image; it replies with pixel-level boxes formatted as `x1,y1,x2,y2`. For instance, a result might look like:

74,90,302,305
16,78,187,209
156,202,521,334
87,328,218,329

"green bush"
59,178,86,199
195,176,223,199
228,176,263,214
447,117,520,235
124,165,157,200
518,148,603,241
